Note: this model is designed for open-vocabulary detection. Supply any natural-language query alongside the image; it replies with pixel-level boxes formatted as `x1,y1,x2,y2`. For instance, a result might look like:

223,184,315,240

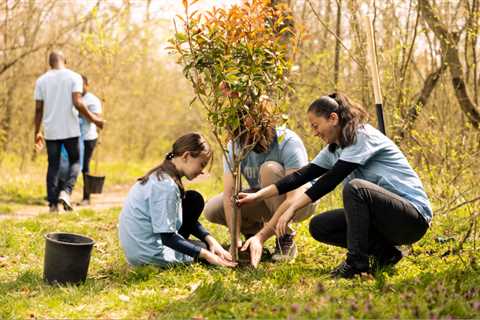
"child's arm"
190,222,210,241
160,232,236,267
160,232,201,258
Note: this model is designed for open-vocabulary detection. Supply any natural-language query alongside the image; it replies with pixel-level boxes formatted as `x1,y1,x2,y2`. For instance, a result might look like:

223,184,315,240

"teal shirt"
118,174,193,266
224,127,309,189
312,124,433,222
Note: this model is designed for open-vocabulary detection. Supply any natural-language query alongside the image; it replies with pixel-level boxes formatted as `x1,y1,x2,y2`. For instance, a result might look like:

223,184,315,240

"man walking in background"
34,51,104,212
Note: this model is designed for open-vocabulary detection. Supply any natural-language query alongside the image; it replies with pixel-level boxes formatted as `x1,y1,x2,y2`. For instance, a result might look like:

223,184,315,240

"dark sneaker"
371,246,403,272
331,260,369,279
58,190,73,211
49,203,59,213
272,232,297,262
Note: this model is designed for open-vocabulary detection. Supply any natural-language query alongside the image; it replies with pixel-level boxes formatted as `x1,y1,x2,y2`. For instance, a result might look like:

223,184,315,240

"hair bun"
166,152,175,160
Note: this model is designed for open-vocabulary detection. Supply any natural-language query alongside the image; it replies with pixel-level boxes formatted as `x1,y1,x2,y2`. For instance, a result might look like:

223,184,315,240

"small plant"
170,0,297,260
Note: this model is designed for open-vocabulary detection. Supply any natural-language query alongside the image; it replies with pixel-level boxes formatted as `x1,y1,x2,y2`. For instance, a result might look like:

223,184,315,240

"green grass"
0,180,479,319
0,154,158,207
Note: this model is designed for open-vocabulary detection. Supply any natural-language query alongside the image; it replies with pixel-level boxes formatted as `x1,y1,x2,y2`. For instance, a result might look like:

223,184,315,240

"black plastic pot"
84,174,105,194
43,232,95,285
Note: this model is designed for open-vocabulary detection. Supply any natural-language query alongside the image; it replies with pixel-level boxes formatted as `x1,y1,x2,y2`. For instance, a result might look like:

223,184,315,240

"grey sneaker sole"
272,243,298,262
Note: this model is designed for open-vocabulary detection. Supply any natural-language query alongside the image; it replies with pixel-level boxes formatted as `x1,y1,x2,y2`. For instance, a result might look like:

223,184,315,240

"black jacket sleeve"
160,232,202,258
304,160,359,202
275,163,328,195
190,222,210,241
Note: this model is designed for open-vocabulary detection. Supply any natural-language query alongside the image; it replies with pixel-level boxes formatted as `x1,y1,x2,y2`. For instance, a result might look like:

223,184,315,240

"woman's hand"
199,249,237,267
236,192,259,207
276,207,296,237
241,235,264,268
205,235,232,261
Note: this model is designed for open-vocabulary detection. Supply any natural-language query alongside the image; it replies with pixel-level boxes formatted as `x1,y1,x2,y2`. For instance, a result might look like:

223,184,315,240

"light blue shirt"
118,174,193,266
312,124,432,222
224,127,309,189
79,92,102,141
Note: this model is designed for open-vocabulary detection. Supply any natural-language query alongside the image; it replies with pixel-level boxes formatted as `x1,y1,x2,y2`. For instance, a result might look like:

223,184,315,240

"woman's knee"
342,178,372,200
259,161,285,187
203,194,225,224
309,214,330,242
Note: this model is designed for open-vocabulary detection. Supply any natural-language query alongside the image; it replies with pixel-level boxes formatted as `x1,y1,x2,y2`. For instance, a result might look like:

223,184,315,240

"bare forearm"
34,101,43,135
257,190,312,242
257,199,290,241
34,112,42,135
74,101,98,123
255,184,279,202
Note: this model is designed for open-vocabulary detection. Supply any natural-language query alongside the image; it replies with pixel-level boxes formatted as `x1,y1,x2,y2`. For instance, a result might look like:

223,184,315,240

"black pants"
45,137,81,205
179,190,205,239
309,179,429,266
82,139,97,200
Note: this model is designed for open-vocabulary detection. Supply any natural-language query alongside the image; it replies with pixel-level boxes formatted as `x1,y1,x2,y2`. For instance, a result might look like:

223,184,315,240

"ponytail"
308,92,369,152
137,133,212,197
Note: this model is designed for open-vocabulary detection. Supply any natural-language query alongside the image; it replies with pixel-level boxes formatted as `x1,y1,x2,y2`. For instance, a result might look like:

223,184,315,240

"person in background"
78,74,102,205
34,51,104,212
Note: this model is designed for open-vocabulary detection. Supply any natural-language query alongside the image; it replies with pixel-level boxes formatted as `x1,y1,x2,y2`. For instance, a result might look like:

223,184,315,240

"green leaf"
175,32,188,43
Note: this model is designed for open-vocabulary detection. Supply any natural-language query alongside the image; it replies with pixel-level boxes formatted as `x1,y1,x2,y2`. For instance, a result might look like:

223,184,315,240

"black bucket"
43,232,95,285
84,174,105,194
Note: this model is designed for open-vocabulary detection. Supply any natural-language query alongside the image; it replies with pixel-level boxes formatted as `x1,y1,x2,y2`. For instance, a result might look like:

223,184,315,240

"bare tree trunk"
1,82,15,152
418,0,480,129
347,0,370,108
396,63,447,140
395,0,420,111
333,0,342,89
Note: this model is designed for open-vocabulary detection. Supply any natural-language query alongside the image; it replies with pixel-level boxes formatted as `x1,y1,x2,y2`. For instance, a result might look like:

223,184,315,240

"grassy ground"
0,154,157,215
0,156,479,318
0,172,479,319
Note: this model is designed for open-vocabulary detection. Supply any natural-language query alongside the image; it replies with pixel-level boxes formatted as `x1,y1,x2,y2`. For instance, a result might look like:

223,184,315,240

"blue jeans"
45,137,80,205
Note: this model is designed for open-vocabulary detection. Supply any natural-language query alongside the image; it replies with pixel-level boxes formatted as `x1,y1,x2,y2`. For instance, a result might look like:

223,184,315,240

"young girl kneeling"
119,133,235,268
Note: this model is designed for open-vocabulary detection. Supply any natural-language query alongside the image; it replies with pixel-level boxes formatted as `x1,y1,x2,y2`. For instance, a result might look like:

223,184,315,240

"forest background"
0,0,479,318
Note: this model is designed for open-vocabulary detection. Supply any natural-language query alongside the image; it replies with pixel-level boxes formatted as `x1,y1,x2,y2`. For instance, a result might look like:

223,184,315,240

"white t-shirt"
34,68,83,140
80,92,102,141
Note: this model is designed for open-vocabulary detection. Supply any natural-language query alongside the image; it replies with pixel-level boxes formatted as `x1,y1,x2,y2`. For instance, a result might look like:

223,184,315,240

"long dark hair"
138,132,212,196
308,92,369,152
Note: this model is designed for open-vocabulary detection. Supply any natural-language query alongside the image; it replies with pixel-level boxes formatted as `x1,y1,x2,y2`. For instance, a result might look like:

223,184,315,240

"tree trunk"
395,63,447,140
418,0,480,129
231,164,242,262
333,0,342,89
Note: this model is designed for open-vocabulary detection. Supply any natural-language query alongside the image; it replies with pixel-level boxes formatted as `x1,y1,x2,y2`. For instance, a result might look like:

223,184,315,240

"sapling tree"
170,0,297,261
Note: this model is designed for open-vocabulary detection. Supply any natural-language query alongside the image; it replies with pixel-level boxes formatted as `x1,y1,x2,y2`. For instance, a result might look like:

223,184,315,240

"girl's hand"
200,249,237,267
241,235,264,268
205,236,232,261
276,208,296,237
236,192,259,207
